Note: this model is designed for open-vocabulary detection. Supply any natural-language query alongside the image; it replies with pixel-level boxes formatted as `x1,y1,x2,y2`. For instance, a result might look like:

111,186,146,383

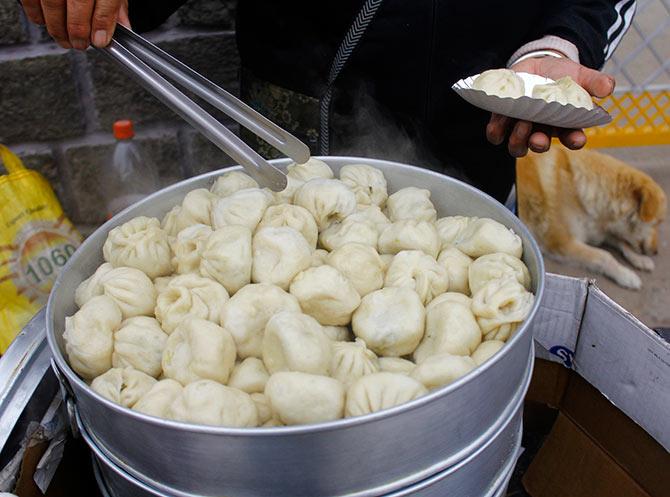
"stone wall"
0,0,238,230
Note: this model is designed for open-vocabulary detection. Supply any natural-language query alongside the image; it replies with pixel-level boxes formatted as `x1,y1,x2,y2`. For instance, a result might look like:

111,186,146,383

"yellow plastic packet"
0,145,81,352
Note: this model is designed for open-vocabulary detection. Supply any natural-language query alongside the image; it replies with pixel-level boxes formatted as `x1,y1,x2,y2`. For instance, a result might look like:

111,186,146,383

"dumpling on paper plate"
472,69,525,98
556,76,594,109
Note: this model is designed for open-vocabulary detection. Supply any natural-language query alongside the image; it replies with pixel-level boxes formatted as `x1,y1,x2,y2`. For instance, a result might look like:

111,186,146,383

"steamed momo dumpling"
265,372,345,425
380,254,394,273
471,340,505,366
468,252,531,295
378,357,416,375
454,218,523,258
293,179,357,230
133,379,183,418
310,249,329,268
410,353,476,390
112,316,168,378
556,76,594,109
345,372,427,417
167,379,258,427
161,205,182,238
252,227,312,290
103,216,172,279
210,188,273,231
176,188,216,229
74,262,114,307
162,317,237,385
352,287,425,357
386,187,437,223
287,158,334,182
269,175,304,205
91,367,157,408
210,171,259,197
250,392,275,425
472,276,534,341
321,325,352,342
153,276,174,295
413,292,481,362
228,358,270,394
64,295,121,380
346,205,391,235
330,338,379,387
472,68,524,98
262,311,332,375
199,226,252,295
378,220,440,258
171,224,213,274
289,266,361,326
339,164,388,206
327,243,384,297
532,81,568,105
155,274,229,334
319,217,378,251
100,266,156,318
437,247,473,295
384,250,449,305
435,216,473,249
220,283,301,358
257,204,319,249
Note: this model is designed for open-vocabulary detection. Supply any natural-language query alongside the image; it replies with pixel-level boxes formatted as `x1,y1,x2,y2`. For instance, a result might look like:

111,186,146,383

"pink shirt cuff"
507,35,580,66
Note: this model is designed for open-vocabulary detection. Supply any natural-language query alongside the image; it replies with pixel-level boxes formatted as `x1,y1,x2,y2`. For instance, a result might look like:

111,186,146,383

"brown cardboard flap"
525,359,570,408
560,374,670,497
523,413,649,497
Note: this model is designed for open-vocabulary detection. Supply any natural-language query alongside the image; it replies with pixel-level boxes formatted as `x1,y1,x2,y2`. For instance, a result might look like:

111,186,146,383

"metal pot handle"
50,359,79,439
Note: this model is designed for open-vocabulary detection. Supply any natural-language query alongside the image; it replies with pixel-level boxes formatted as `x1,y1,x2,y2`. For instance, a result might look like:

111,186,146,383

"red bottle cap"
113,120,134,140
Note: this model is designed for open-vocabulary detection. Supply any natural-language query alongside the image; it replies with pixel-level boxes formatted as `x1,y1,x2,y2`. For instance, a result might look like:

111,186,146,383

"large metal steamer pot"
47,157,545,497
86,352,530,497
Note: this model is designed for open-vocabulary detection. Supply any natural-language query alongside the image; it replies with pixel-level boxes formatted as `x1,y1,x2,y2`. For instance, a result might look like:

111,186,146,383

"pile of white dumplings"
63,159,535,428
473,68,594,109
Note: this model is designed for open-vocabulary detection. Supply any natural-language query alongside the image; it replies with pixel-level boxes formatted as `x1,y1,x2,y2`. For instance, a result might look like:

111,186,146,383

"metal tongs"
100,25,310,191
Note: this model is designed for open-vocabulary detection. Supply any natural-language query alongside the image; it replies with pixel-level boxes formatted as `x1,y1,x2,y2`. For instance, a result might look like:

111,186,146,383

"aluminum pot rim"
79,349,533,497
47,156,545,437
81,357,526,497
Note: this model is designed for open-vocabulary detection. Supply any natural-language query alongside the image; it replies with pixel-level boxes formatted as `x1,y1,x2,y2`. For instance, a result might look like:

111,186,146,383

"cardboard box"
530,274,670,451
524,360,670,497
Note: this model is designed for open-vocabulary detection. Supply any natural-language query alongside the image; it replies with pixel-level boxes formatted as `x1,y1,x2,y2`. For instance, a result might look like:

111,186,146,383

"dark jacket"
129,0,634,201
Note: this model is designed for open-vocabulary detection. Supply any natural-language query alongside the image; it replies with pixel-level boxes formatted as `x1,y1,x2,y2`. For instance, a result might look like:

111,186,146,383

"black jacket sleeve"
128,0,189,32
533,0,636,69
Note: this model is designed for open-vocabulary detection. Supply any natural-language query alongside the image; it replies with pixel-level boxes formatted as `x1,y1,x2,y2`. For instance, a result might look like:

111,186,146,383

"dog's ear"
636,181,666,222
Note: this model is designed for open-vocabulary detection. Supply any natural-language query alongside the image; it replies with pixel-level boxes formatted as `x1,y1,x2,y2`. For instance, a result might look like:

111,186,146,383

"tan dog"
516,146,667,290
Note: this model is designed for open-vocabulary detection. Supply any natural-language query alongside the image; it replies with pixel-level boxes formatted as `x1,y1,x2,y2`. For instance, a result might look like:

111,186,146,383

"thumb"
576,65,615,98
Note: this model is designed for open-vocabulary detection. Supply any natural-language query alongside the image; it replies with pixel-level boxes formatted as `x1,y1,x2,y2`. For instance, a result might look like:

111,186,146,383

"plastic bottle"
103,120,161,219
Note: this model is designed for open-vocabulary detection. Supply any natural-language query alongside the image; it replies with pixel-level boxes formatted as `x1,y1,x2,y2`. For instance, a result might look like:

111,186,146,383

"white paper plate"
452,72,612,129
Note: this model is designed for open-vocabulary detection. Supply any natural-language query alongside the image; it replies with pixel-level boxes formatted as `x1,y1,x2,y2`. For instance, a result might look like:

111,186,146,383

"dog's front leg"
556,240,642,290
607,239,655,272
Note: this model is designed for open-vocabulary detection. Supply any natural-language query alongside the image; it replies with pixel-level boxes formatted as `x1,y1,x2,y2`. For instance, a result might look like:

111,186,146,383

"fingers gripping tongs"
100,24,310,191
